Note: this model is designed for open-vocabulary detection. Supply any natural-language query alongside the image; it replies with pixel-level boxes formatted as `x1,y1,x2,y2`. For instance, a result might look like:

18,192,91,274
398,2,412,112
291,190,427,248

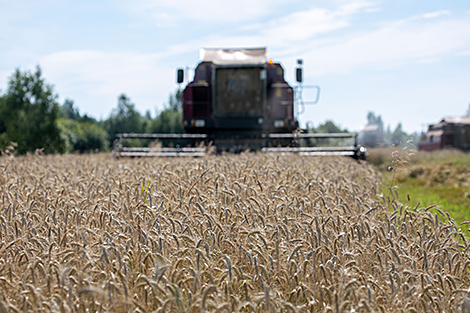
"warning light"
268,59,274,65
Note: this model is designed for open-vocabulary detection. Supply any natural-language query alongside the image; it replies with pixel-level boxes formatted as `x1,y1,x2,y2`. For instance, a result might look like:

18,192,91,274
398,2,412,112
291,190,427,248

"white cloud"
159,1,377,56
298,17,470,76
39,50,176,117
119,0,298,23
421,10,450,19
260,8,350,42
416,57,441,64
156,4,470,79
121,0,377,29
265,2,376,43
41,51,155,93
335,1,375,16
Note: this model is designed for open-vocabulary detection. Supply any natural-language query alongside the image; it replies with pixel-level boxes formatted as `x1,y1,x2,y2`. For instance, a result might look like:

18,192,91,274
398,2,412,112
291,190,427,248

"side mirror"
296,67,302,83
177,68,184,84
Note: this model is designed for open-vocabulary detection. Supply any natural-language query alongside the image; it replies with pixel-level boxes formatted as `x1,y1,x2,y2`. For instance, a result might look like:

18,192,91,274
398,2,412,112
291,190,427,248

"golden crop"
0,153,469,312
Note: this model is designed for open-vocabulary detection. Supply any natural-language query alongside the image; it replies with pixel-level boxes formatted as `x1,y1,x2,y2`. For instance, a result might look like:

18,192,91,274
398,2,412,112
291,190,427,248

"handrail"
116,133,207,139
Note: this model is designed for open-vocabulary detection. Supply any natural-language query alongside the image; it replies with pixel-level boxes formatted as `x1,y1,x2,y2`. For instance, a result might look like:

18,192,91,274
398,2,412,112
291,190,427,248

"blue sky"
1,0,469,133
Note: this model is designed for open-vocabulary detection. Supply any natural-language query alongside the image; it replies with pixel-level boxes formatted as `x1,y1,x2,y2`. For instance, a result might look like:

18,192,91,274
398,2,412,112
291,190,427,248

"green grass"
370,148,470,225
381,174,470,224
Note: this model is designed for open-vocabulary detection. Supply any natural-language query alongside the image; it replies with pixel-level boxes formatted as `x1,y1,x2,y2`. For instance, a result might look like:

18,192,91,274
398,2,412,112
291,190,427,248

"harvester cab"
113,47,367,160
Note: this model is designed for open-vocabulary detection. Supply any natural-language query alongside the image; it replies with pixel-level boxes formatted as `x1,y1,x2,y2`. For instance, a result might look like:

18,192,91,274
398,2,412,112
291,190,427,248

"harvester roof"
199,47,267,65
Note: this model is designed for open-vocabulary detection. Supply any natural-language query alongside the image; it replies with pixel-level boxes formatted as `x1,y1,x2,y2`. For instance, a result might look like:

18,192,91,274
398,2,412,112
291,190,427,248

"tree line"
0,66,182,155
0,66,424,155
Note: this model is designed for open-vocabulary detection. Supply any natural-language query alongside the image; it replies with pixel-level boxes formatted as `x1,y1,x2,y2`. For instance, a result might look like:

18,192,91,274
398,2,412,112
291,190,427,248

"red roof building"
419,116,470,151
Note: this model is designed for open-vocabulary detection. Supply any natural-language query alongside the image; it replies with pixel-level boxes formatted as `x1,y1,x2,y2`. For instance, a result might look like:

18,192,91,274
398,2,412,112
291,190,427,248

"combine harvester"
113,48,367,159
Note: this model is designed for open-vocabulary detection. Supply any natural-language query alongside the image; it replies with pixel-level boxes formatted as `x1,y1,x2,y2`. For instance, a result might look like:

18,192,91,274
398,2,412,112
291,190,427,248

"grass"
390,179,470,223
369,147,470,224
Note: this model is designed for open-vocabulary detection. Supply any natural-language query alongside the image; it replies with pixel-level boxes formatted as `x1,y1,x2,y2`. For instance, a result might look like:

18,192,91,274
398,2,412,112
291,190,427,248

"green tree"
59,98,81,120
148,109,183,134
391,122,407,146
104,94,144,145
145,90,183,146
308,120,349,147
314,120,348,133
0,66,66,154
147,90,183,134
167,89,182,112
59,118,108,153
57,97,108,153
0,96,6,135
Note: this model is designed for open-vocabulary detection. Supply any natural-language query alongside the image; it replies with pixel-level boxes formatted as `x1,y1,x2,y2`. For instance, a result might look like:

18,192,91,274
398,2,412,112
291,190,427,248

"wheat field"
0,153,469,312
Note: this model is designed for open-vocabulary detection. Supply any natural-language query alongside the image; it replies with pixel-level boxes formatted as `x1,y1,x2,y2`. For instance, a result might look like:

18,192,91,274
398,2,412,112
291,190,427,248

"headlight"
194,119,206,127
274,120,284,128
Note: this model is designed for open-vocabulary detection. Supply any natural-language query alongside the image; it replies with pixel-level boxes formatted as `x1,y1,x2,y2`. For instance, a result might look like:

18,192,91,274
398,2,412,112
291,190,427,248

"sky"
1,0,469,134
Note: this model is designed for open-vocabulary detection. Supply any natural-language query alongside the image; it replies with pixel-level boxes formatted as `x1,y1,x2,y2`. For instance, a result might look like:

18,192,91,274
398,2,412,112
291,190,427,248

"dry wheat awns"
0,153,469,312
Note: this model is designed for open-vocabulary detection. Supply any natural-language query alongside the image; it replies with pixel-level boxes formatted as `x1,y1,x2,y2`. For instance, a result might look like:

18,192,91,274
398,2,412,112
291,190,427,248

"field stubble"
0,153,469,312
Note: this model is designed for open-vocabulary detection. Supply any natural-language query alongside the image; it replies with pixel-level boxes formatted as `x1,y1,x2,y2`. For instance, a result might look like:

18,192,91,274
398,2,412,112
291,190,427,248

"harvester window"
215,67,263,117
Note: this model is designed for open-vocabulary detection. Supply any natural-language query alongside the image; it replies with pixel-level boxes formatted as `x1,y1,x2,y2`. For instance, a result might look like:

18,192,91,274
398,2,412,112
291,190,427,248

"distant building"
359,124,384,147
419,116,470,151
